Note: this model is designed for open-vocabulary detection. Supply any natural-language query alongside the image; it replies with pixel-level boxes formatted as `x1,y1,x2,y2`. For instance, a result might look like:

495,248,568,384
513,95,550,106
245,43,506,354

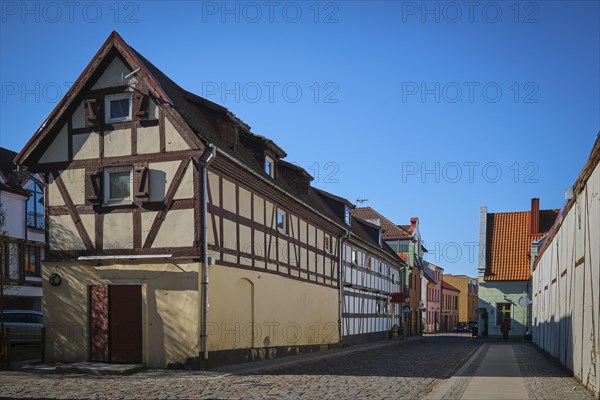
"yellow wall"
42,261,200,368
444,275,478,323
207,265,339,351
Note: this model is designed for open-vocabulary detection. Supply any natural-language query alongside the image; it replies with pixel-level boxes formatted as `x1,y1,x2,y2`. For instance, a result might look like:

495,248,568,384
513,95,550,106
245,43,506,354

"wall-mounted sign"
391,293,406,303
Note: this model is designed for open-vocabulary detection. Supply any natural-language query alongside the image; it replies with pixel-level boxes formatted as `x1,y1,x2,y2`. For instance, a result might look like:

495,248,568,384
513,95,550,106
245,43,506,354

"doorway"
89,285,142,363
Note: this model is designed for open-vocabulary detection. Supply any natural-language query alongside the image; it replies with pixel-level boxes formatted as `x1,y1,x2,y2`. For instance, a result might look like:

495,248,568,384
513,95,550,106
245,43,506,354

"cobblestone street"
0,337,595,399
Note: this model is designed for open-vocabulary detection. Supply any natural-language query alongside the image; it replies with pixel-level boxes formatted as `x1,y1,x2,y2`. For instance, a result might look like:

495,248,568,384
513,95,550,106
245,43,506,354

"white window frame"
276,208,287,233
265,156,275,178
103,167,133,206
104,92,132,123
344,206,351,226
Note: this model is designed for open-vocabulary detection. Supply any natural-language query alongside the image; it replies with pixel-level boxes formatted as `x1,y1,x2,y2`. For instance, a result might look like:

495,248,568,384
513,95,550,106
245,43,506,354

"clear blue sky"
1,1,598,276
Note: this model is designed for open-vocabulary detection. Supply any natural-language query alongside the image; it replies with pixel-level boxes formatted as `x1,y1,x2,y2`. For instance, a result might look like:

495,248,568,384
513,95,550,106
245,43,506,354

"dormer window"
105,93,132,123
344,206,351,226
378,231,382,247
265,156,274,178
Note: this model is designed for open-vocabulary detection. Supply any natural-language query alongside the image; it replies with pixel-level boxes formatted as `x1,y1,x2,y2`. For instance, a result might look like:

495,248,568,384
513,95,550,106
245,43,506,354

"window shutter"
85,98,99,127
133,92,149,120
86,169,102,204
134,163,149,199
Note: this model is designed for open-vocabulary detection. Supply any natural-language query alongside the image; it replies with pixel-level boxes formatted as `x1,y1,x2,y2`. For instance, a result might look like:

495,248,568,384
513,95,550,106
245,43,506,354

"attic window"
265,156,274,178
344,206,351,226
105,93,132,123
104,167,133,205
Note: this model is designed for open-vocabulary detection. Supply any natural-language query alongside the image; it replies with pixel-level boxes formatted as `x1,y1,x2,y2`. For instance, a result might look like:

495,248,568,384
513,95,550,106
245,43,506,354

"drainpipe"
338,230,350,345
200,144,216,361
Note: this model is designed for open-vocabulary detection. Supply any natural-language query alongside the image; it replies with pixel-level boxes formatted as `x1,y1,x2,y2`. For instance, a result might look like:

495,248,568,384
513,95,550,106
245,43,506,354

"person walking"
501,318,511,341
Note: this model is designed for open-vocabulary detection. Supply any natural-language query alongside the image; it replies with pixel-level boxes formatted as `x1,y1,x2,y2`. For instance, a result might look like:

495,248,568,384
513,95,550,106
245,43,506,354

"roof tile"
352,207,413,240
485,209,559,281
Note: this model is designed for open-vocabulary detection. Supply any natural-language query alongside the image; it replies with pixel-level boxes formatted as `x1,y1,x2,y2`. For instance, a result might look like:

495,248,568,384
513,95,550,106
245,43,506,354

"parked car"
454,322,468,332
0,310,43,345
466,321,478,330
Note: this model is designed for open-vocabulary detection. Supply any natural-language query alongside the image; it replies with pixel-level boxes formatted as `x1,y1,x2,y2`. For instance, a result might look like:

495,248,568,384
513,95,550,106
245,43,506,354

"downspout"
200,144,216,361
338,230,350,345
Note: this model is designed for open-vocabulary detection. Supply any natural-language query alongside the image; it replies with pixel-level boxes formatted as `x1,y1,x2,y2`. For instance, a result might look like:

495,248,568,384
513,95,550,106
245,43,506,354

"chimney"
409,217,418,233
530,198,540,235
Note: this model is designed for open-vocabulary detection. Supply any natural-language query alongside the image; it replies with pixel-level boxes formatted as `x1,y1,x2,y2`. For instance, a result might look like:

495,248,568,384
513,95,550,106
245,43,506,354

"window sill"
106,118,131,124
104,200,133,207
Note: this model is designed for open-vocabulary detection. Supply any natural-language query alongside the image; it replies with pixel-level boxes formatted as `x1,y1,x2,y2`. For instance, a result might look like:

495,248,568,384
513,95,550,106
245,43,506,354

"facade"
477,198,558,339
443,274,478,323
441,281,459,331
0,147,45,311
352,208,425,336
317,191,405,345
531,134,599,397
399,218,427,336
423,262,442,333
13,32,368,367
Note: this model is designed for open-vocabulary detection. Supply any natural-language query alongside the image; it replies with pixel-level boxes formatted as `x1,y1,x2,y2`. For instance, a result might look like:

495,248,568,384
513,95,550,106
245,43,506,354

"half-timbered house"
14,32,348,367
315,190,406,344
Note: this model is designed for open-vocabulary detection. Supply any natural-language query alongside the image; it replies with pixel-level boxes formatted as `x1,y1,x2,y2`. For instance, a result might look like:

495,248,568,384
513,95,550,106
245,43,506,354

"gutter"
200,144,216,361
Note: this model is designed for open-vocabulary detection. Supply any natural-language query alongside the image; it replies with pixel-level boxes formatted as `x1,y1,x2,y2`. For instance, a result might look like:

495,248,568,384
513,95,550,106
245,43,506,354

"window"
344,206,351,226
496,303,512,326
276,209,286,233
104,167,133,205
24,246,41,276
324,236,330,252
104,93,132,123
378,231,382,246
265,156,274,178
26,181,44,230
351,249,358,265
366,256,371,269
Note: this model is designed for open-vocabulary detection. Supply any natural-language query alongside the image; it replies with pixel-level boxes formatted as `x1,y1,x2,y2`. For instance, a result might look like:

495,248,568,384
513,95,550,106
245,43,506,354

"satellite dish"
518,296,531,306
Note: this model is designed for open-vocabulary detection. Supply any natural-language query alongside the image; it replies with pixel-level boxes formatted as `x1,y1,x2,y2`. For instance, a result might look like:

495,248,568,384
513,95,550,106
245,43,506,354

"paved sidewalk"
426,343,594,400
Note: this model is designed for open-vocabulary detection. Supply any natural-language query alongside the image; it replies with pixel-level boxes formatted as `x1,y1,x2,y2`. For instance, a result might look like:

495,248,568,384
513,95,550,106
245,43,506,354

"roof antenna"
122,67,141,82
356,198,368,204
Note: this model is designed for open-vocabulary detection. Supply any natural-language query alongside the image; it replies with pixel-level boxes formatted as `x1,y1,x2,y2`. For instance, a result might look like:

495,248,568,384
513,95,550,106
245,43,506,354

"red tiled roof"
485,209,559,281
442,281,460,292
352,207,413,240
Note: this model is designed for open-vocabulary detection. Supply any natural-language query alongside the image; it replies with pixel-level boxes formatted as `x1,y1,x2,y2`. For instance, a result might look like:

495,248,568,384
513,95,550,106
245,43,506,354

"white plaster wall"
104,129,132,158
532,161,599,397
72,132,100,160
39,123,68,163
0,191,26,239
91,57,131,90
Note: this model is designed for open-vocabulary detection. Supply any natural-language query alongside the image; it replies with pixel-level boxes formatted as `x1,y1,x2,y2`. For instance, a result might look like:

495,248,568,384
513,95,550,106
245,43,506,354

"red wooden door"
89,285,110,362
109,285,142,363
